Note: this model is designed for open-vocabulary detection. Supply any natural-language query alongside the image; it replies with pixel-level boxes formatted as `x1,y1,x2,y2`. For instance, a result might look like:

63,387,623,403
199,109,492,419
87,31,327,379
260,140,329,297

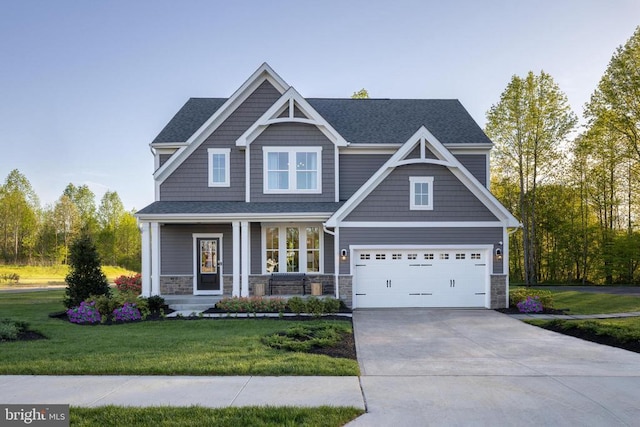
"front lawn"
513,286,640,354
71,405,364,427
511,286,640,314
0,290,359,376
0,264,137,287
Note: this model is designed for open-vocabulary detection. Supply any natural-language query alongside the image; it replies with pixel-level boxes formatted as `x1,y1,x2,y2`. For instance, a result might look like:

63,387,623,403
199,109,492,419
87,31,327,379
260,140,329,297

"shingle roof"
137,201,344,216
152,98,227,144
308,99,491,145
151,97,491,145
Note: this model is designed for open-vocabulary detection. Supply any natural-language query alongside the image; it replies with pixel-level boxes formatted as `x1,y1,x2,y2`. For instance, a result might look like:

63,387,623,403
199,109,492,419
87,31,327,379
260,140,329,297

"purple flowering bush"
517,296,544,313
67,301,102,324
112,303,142,322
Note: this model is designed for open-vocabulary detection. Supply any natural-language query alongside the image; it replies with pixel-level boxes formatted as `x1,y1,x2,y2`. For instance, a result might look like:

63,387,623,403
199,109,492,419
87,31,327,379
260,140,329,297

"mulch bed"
308,330,357,360
495,307,568,315
537,322,640,354
1,330,47,343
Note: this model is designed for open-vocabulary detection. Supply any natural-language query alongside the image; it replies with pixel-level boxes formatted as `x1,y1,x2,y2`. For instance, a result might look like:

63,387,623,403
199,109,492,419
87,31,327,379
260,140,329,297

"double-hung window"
409,176,434,210
263,147,321,193
208,148,230,187
263,225,322,273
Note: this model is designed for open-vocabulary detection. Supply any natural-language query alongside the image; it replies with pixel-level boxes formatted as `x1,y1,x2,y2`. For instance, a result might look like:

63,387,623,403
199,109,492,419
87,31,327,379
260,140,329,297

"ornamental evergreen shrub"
63,234,110,309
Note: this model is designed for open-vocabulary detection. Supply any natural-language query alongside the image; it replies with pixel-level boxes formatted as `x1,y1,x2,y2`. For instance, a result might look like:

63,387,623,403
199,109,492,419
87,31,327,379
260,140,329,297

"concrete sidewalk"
0,375,365,409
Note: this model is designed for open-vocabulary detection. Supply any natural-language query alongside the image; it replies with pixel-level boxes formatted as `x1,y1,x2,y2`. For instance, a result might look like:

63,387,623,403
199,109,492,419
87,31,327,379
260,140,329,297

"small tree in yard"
64,234,110,309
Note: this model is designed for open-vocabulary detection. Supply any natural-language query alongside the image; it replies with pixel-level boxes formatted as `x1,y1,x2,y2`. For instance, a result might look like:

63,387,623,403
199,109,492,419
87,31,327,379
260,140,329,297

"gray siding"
456,154,487,187
338,154,390,201
160,224,233,275
249,122,336,202
160,81,281,201
338,226,504,274
250,222,262,274
323,232,335,274
345,163,497,221
159,154,173,168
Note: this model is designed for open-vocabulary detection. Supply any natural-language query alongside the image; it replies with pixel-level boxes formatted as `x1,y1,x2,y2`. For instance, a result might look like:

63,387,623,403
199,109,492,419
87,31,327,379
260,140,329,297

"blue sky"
1,0,638,210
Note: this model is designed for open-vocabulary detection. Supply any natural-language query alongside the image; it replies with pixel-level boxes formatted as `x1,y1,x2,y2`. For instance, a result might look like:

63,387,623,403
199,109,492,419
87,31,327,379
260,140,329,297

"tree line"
0,169,141,271
487,26,640,285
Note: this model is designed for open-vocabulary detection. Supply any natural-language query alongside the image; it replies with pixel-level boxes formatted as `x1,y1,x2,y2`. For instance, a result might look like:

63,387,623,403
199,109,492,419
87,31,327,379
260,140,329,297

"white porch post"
232,221,240,297
150,222,160,296
140,222,151,297
241,221,250,297
334,226,340,299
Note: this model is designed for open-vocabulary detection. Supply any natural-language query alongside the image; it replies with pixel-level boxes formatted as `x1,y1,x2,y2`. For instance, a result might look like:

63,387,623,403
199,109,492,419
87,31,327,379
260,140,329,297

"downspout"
323,224,339,299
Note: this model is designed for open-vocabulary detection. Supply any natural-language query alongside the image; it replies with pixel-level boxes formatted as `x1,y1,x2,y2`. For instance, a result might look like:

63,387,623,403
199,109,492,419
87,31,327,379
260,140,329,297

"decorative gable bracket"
235,87,348,147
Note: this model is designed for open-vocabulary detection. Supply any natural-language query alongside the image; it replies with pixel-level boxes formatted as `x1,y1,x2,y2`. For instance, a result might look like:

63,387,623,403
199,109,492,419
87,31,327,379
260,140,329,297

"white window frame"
262,147,322,194
208,148,231,187
409,176,434,210
261,223,324,274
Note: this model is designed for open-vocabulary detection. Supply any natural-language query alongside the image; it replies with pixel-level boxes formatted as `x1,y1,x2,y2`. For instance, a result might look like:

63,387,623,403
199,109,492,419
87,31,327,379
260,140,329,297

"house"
136,63,520,309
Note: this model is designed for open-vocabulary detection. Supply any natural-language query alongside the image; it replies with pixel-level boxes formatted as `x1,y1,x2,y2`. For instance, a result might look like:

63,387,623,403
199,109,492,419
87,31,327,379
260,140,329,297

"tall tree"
585,26,640,160
0,170,40,262
351,88,370,99
486,71,577,285
63,183,97,233
97,190,125,265
53,195,80,264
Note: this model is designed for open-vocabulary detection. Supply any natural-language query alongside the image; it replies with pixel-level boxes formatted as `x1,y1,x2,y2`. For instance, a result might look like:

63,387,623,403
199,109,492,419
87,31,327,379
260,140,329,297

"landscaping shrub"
146,295,166,313
67,301,102,324
287,296,306,315
306,296,325,317
113,303,142,322
517,296,544,313
0,319,28,340
323,297,341,314
510,288,554,309
64,234,110,309
215,297,287,313
114,274,142,295
262,323,347,352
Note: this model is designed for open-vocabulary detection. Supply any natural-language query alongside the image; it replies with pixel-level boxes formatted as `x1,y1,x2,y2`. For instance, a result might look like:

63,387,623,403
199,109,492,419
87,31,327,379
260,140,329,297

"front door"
195,237,222,295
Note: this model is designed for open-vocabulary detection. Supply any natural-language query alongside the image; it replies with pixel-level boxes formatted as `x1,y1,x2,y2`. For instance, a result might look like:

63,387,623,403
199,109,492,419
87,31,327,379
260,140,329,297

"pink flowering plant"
67,301,102,324
114,274,142,295
517,296,544,313
112,302,142,322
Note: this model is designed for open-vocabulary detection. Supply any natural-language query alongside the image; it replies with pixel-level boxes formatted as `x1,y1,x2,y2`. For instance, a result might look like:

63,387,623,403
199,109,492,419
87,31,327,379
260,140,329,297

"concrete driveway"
349,309,640,426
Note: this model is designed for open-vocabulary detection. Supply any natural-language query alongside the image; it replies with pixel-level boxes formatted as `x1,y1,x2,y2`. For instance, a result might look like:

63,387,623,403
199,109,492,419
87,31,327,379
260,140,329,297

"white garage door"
354,248,489,308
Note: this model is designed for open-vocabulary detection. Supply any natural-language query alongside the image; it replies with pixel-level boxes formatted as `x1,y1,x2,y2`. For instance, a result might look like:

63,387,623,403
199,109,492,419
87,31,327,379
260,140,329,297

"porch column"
240,221,249,297
150,222,160,296
334,226,340,299
232,221,240,297
140,222,151,297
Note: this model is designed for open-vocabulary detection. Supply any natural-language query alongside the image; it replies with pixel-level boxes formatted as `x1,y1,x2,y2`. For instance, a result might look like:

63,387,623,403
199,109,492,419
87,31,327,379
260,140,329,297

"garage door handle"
450,279,455,287
475,293,486,295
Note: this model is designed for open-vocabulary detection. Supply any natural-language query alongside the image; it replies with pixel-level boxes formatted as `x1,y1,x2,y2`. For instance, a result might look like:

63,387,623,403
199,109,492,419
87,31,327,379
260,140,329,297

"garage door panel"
354,248,489,308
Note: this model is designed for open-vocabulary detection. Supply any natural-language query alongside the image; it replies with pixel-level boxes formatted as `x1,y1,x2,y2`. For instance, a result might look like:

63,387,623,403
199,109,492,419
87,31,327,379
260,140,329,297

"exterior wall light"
340,249,348,261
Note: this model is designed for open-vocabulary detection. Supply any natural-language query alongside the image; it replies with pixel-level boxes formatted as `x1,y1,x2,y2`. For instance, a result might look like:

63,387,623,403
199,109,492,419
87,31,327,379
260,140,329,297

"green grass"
511,287,640,314
71,405,364,427
0,290,360,376
527,317,640,353
0,264,137,286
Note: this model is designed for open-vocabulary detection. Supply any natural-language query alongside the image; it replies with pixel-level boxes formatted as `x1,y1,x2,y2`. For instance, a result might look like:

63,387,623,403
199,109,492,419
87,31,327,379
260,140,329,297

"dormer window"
263,147,321,193
208,148,230,187
409,176,434,210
